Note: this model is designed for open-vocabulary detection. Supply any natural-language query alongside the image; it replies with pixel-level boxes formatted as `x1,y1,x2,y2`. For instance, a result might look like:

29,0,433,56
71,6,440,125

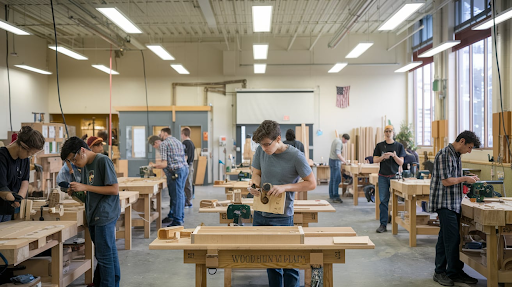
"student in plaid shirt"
430,131,480,286
148,128,188,227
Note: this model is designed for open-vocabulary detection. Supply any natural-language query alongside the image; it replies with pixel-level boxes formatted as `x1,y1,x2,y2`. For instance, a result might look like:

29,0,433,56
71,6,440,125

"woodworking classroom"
3,0,512,286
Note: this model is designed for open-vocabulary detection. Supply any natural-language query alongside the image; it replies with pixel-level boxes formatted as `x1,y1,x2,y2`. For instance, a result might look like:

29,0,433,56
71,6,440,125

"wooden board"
252,192,286,214
194,156,207,185
333,236,370,245
303,227,356,237
191,226,304,245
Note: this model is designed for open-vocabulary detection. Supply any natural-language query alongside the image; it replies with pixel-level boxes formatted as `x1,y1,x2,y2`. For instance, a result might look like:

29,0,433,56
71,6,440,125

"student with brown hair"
180,127,195,208
0,126,45,222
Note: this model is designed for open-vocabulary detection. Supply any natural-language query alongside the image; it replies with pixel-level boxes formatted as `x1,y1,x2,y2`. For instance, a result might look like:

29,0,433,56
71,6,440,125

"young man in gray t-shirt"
248,120,316,287
61,137,120,287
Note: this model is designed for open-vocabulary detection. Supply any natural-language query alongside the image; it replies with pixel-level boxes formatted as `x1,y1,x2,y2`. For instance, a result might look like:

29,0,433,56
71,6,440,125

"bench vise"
227,204,251,226
139,165,156,178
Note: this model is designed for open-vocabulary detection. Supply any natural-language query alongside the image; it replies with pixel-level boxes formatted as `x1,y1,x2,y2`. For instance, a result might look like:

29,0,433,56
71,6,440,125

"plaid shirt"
159,136,187,171
429,144,463,213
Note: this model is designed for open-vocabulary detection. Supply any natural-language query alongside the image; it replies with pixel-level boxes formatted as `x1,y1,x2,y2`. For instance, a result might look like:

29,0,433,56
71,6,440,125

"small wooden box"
191,226,304,245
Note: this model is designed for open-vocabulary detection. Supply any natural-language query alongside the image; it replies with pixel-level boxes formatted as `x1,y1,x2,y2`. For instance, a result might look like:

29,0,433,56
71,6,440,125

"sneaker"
168,221,184,227
333,198,343,203
450,271,478,284
376,225,387,233
433,272,454,286
327,198,335,203
184,204,193,209
162,217,173,224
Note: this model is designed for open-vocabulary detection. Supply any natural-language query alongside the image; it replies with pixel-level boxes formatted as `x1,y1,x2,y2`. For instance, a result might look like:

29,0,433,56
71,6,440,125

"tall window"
457,37,493,147
414,63,435,146
454,0,491,32
412,15,433,51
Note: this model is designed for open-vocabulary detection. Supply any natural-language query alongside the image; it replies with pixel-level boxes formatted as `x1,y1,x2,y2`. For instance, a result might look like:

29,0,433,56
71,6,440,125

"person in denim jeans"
61,137,121,287
248,120,316,287
148,128,188,226
373,125,405,233
328,133,350,203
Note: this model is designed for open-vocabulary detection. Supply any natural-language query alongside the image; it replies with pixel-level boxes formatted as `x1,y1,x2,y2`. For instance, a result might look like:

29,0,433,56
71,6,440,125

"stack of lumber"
355,127,378,162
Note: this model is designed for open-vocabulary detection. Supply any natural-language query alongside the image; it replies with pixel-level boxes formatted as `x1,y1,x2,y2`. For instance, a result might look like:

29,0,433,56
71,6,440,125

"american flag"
336,86,350,108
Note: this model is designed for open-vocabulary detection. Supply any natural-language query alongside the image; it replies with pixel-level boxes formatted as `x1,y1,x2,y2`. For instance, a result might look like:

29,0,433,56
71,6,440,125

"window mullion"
469,45,473,130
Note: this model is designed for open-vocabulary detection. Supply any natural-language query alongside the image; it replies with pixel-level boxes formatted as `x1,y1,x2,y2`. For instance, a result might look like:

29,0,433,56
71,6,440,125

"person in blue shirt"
61,137,120,287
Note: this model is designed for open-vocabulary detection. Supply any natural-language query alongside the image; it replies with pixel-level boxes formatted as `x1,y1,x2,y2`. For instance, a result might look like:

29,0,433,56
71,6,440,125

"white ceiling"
1,0,434,49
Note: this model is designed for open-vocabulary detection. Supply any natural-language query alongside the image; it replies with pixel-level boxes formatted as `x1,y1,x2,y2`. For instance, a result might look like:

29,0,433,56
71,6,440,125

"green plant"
395,121,417,151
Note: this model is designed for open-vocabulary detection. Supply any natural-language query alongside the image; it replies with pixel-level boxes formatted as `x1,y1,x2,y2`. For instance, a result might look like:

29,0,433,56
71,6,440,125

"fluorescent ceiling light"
48,45,88,60
252,6,273,32
394,61,423,72
253,44,269,60
328,63,348,73
96,7,142,34
14,65,51,75
473,7,512,30
418,40,460,58
171,64,190,74
198,0,217,28
0,19,30,35
146,44,175,60
345,42,374,58
254,64,266,74
378,2,425,31
92,64,119,75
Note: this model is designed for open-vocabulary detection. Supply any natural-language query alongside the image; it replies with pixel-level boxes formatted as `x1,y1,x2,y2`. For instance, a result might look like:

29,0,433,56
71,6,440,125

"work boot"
333,198,343,203
162,217,173,224
433,272,454,286
376,225,387,233
450,271,478,284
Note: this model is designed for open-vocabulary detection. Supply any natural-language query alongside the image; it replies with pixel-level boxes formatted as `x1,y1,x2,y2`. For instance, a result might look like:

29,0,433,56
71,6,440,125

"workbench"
149,226,374,287
214,181,251,199
116,191,139,250
199,199,335,227
343,164,379,206
0,221,81,287
118,177,165,238
369,174,379,219
390,179,439,247
460,198,512,287
315,165,330,185
225,167,252,176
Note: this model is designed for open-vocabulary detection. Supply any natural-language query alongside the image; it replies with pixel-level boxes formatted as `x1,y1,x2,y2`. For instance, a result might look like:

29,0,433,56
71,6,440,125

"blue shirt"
252,145,312,217
429,144,463,213
57,163,81,184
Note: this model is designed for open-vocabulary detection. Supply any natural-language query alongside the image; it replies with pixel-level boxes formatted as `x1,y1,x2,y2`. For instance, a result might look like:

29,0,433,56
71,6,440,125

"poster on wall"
336,86,350,108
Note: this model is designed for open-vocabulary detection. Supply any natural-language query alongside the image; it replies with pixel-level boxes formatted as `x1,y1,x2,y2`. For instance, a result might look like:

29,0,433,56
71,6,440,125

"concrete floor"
70,184,487,287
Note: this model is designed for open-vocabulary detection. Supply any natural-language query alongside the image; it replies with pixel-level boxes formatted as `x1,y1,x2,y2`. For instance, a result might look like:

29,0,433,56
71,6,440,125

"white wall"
46,33,407,181
0,21,49,139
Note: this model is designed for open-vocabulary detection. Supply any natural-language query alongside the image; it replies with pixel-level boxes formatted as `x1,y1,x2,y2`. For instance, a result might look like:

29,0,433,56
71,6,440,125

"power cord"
5,5,12,132
50,0,69,138
492,0,511,168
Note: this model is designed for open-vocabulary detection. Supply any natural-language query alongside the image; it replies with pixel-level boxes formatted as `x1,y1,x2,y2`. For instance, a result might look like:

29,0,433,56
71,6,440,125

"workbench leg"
85,227,94,285
305,268,312,287
392,190,398,235
375,183,380,220
408,196,417,247
352,175,358,206
125,205,132,250
156,190,162,230
323,263,333,287
196,264,207,287
51,241,63,287
224,268,232,287
144,195,150,238
486,226,498,287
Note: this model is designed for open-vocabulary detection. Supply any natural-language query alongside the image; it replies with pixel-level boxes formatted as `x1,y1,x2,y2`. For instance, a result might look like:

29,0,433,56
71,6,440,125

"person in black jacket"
0,126,45,222
181,127,195,208
283,129,305,154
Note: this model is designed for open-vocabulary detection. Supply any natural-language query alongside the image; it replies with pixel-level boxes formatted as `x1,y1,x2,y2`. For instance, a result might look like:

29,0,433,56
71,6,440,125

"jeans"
0,215,12,222
328,159,341,199
184,164,194,205
253,212,299,287
165,166,189,224
378,175,395,226
435,208,464,278
89,219,120,287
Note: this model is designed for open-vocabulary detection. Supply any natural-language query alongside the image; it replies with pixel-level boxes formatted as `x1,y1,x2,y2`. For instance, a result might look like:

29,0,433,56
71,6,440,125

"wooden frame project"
343,164,379,206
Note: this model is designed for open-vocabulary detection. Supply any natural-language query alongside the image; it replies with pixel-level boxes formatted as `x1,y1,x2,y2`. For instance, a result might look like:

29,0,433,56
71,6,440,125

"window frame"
456,37,493,148
413,63,435,147
454,0,491,33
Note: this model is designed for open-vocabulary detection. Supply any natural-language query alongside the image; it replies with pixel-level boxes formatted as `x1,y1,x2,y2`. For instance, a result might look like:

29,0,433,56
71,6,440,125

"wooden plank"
195,156,207,185
191,226,304,245
333,236,370,245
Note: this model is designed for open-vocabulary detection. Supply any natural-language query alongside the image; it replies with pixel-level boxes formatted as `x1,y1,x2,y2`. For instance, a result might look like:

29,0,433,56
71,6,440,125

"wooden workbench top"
118,177,165,194
118,177,166,185
225,167,252,175
199,200,335,213
213,181,251,188
391,179,431,196
344,164,380,174
461,198,512,226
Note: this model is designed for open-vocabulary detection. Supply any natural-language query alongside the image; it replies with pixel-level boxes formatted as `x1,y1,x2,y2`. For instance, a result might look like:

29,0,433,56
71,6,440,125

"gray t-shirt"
81,154,120,226
252,145,312,217
329,138,343,160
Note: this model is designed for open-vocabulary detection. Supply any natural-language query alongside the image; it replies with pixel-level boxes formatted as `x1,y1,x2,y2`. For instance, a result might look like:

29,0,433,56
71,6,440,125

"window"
454,0,491,32
412,15,433,51
414,63,435,146
457,37,493,147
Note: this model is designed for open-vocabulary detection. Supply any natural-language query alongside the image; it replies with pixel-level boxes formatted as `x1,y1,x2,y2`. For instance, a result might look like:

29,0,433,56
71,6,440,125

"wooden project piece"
233,190,242,204
158,226,184,240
